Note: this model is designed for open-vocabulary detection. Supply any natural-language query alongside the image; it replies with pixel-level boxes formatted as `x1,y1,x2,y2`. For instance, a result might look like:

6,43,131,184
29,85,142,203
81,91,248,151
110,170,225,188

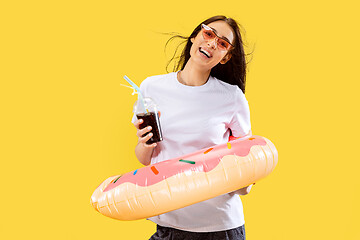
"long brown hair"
165,15,253,93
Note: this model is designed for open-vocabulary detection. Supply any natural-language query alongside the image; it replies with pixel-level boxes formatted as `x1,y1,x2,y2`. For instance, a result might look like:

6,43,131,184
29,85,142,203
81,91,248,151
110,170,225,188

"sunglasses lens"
202,29,216,40
217,39,230,50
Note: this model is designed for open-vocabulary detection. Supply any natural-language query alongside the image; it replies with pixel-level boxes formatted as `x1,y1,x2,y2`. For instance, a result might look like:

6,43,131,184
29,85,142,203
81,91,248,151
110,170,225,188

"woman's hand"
230,184,254,196
134,119,157,148
133,111,161,166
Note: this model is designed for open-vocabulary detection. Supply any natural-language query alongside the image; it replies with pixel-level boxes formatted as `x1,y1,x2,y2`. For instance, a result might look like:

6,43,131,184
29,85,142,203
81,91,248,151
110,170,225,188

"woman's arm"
134,119,157,166
135,141,155,166
228,88,253,195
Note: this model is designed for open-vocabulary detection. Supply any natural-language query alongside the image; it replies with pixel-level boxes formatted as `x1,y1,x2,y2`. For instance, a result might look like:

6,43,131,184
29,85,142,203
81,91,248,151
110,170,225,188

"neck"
178,59,211,86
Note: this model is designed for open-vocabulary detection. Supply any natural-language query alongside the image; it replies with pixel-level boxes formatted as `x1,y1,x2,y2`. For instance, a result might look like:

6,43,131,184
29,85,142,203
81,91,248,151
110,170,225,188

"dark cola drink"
136,111,163,144
134,97,163,145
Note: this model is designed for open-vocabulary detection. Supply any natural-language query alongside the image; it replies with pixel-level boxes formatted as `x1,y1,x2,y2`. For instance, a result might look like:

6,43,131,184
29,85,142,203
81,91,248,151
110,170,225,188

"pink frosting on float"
103,136,266,192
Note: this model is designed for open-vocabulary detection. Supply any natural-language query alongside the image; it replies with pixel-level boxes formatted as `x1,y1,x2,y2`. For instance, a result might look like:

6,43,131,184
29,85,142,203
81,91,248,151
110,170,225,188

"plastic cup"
134,98,163,144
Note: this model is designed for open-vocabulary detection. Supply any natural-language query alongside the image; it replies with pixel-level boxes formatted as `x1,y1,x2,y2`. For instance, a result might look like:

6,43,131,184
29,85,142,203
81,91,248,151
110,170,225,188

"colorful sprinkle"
249,137,255,140
227,142,232,149
179,159,196,164
133,169,138,175
204,148,213,154
113,176,121,183
151,166,159,175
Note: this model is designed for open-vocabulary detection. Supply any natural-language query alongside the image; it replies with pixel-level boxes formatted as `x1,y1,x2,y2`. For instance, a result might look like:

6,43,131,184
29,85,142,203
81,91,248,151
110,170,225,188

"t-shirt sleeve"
131,78,148,124
228,88,251,137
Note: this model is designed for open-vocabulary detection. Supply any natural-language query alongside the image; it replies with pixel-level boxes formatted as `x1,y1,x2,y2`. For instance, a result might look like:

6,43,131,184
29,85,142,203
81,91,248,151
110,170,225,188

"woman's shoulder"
139,72,176,93
142,72,177,85
211,75,244,96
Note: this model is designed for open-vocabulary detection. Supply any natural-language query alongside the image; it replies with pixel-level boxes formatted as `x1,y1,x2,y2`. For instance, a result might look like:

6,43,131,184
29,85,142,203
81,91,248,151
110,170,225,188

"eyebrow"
209,26,232,44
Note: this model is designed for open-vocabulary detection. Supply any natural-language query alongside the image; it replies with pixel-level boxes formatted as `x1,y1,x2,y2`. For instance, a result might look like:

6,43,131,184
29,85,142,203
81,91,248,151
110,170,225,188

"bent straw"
122,75,148,113
123,75,141,93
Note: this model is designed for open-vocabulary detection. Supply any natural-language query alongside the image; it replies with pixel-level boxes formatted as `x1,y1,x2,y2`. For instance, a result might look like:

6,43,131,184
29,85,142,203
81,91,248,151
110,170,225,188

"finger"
139,132,153,144
134,119,143,129
144,142,157,148
246,184,254,193
136,126,152,138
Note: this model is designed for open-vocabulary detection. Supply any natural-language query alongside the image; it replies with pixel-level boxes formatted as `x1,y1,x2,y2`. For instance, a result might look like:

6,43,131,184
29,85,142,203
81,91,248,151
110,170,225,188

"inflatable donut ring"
90,135,278,221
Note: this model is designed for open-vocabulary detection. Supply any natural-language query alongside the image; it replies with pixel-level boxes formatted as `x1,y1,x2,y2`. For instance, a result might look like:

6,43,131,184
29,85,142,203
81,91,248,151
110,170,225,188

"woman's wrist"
135,142,154,166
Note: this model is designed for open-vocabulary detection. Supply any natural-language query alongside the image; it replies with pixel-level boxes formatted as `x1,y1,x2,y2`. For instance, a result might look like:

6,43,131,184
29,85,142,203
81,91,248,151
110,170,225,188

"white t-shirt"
132,71,251,232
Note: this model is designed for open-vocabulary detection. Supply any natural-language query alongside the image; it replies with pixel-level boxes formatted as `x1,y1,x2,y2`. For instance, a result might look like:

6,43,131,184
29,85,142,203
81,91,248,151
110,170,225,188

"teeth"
200,48,211,58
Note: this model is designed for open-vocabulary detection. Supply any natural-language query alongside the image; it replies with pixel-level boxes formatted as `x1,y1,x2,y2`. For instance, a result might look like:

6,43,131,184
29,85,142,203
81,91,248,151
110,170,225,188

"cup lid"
133,97,157,113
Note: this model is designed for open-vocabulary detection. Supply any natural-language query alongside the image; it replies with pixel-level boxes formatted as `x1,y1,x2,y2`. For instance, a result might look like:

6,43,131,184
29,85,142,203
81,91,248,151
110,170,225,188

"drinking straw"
123,75,148,113
123,75,141,93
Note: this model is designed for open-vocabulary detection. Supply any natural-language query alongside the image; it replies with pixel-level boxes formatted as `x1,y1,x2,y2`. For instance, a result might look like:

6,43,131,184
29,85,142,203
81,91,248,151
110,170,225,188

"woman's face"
190,20,235,70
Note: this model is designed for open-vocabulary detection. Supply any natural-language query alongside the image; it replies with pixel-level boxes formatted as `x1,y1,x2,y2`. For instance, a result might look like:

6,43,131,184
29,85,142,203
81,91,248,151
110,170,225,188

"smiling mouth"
199,48,211,58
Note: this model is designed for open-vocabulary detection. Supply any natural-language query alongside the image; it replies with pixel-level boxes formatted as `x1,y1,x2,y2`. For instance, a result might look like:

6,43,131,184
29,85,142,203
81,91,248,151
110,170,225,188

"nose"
207,38,217,49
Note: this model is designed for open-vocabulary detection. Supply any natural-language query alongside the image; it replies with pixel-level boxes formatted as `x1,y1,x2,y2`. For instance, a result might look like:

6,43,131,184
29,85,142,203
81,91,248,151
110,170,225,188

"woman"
133,15,253,240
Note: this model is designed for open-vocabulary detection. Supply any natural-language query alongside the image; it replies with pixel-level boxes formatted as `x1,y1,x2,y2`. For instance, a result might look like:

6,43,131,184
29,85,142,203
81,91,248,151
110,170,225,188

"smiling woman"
131,15,254,240
166,15,252,93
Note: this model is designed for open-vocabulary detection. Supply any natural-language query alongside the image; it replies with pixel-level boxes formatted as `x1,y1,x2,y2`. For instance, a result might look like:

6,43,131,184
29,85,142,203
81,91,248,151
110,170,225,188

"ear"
220,53,232,64
190,37,194,43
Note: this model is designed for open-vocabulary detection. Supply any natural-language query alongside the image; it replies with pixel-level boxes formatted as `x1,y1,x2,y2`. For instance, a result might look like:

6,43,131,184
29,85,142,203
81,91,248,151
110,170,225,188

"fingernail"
147,126,152,130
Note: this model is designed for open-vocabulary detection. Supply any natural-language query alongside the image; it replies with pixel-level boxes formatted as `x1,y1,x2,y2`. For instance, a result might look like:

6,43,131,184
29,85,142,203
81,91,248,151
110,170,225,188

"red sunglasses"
201,24,234,51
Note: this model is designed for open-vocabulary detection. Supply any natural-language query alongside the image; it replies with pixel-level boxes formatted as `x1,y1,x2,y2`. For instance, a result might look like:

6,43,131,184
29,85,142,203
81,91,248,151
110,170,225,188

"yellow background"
1,0,359,239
